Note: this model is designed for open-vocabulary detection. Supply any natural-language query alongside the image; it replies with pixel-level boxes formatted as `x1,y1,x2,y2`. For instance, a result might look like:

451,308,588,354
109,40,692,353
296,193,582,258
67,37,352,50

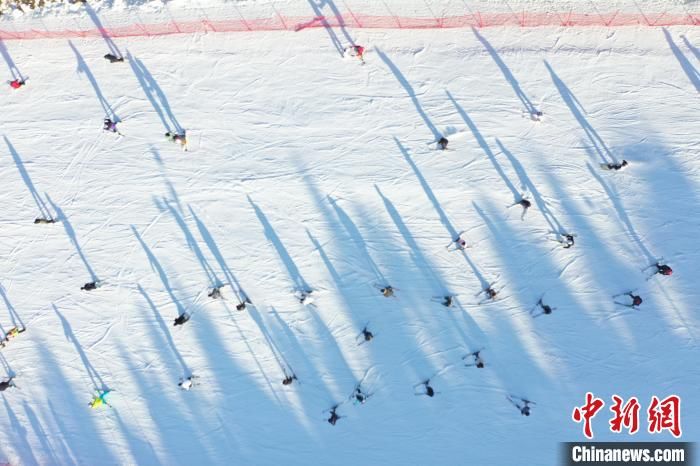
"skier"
0,327,26,348
453,236,468,250
103,118,118,133
562,234,575,249
297,290,314,306
438,137,449,150
614,292,643,309
179,376,197,391
361,326,374,342
653,263,673,276
344,44,365,63
464,350,485,368
81,281,99,291
532,298,556,317
0,377,15,392
236,295,252,311
282,374,297,385
9,79,25,89
630,294,643,307
327,406,340,426
380,286,394,298
354,386,369,404
417,379,435,397
487,287,497,300
517,199,531,220
480,285,498,302
208,287,222,299
442,295,454,308
530,110,543,122
165,131,187,150
89,389,112,409
103,53,124,63
173,313,190,326
34,217,56,224
604,160,628,171
509,396,534,416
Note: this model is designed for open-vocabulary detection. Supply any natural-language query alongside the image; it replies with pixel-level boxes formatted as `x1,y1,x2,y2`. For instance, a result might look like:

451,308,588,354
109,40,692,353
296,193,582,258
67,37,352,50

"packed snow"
0,1,698,465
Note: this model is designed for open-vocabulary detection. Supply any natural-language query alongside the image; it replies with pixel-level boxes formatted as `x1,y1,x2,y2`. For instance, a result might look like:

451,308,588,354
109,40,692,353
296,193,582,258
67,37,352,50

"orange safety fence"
0,11,697,41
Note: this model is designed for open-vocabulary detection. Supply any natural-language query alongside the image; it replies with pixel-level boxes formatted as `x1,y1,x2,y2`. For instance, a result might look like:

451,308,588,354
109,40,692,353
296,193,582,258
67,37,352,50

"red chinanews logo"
572,393,682,439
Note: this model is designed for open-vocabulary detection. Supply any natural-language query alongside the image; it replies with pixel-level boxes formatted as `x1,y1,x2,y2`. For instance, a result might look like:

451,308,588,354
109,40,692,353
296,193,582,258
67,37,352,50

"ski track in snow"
0,2,699,466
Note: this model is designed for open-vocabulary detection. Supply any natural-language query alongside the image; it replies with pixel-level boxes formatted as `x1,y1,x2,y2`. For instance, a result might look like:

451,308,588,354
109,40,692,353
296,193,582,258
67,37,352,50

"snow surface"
0,4,699,466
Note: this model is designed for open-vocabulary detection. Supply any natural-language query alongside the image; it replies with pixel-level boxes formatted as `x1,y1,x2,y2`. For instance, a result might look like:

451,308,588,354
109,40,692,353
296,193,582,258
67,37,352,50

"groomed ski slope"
1,7,699,466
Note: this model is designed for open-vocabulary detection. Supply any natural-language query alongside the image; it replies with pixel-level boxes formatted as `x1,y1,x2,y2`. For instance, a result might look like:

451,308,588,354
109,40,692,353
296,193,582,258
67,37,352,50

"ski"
613,302,638,309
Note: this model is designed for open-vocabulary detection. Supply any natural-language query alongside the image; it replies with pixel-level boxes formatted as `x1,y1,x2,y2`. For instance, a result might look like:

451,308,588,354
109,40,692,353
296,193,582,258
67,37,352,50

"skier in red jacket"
9,79,25,89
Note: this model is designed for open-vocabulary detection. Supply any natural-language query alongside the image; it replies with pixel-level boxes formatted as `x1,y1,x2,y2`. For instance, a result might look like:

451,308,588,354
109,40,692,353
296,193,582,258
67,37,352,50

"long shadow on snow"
300,168,448,391
132,226,187,318
0,283,24,330
235,303,292,387
375,185,447,298
537,169,641,343
46,400,83,465
472,201,584,390
32,335,118,465
22,401,62,466
46,195,99,283
0,39,24,81
189,206,249,302
446,92,521,204
544,60,616,164
352,188,481,385
0,352,13,377
83,2,122,58
135,223,281,407
617,137,700,339
376,49,442,142
328,196,388,286
663,29,700,93
375,185,488,350
396,137,489,289
472,28,537,114
127,52,183,134
187,206,290,386
156,197,221,288
68,41,118,121
305,227,385,356
137,284,190,376
190,297,285,429
585,161,657,266
111,338,217,466
303,0,353,56
110,408,160,466
267,305,337,405
248,196,358,388
681,35,700,62
3,397,40,466
132,235,270,447
5,136,52,220
53,305,107,392
248,196,311,292
496,138,566,234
